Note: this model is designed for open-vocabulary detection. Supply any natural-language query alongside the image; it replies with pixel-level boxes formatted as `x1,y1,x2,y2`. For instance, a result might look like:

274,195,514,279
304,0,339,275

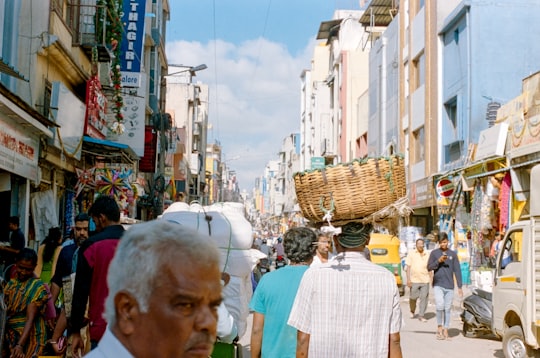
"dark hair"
439,232,449,242
9,216,19,226
75,213,90,223
89,195,120,222
16,247,38,265
416,238,425,245
283,227,317,264
42,227,62,263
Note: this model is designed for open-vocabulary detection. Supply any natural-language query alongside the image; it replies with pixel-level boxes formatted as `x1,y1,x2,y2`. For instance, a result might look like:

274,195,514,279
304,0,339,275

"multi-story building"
0,0,169,243
165,66,209,203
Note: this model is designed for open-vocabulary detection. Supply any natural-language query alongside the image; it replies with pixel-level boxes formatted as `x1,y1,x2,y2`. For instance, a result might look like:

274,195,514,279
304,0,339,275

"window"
414,0,425,15
498,231,522,273
413,126,425,163
445,97,457,130
412,53,425,90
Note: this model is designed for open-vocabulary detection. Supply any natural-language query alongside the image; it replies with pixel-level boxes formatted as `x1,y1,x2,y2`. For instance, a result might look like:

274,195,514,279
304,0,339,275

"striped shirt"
288,251,402,358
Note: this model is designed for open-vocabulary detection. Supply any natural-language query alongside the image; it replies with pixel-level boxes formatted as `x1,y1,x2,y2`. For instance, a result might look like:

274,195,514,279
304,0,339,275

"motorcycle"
253,258,270,284
461,287,497,338
275,255,287,269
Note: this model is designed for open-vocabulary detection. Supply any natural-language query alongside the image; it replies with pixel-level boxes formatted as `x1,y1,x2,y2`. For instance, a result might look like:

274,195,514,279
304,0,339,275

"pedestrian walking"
250,227,316,357
427,232,463,340
71,196,125,357
288,222,402,358
405,238,431,322
310,231,334,267
84,220,222,358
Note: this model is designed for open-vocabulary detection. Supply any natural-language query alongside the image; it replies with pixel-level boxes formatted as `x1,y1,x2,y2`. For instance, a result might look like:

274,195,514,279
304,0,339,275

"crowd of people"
0,197,468,357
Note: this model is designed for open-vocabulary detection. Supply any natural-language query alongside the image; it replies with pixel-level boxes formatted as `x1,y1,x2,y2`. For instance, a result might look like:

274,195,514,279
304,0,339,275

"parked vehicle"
461,287,494,338
368,233,404,296
492,164,540,357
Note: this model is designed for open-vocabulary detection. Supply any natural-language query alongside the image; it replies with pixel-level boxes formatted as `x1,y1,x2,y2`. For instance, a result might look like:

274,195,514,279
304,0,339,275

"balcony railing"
67,2,114,62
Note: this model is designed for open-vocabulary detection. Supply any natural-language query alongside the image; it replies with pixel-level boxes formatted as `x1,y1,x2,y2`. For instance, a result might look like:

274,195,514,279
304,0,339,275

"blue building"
439,0,540,171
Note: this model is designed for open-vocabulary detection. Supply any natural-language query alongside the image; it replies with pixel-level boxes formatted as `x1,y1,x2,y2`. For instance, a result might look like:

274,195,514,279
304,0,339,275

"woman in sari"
3,248,49,358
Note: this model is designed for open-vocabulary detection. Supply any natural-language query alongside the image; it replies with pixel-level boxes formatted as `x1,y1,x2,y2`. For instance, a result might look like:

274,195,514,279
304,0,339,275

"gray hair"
104,220,220,325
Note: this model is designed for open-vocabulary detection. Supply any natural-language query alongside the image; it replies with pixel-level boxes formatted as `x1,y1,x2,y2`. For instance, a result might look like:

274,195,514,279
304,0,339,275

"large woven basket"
293,155,406,224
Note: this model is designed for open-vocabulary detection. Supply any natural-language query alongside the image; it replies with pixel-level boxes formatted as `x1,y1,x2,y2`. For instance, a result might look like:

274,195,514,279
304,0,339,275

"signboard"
119,0,147,87
106,74,146,156
311,156,325,170
84,76,108,139
50,82,86,160
474,122,508,161
436,178,454,198
139,126,157,172
0,116,39,181
408,178,435,208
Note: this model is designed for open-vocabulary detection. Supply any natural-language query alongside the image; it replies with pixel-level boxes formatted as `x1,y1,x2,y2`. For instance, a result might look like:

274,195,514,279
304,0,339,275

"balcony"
68,2,114,62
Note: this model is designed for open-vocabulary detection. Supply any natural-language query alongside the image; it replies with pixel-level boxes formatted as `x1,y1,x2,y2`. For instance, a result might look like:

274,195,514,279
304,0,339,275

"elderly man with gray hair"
288,222,403,358
84,220,223,358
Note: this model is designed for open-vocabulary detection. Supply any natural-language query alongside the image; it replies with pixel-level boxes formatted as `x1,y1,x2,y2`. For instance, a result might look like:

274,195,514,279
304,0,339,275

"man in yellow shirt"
405,238,431,322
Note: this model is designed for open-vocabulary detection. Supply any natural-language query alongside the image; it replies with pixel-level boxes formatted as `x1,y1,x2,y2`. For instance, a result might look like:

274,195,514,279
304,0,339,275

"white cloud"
166,37,317,192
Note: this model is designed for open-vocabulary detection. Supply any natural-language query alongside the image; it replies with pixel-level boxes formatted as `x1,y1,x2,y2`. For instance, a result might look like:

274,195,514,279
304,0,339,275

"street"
237,287,503,357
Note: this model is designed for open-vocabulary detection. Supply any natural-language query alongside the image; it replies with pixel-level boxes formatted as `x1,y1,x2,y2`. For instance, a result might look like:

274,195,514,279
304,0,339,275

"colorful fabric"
3,277,49,358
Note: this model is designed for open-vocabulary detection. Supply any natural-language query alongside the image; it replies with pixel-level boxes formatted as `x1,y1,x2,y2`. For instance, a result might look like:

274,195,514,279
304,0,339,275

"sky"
166,0,362,192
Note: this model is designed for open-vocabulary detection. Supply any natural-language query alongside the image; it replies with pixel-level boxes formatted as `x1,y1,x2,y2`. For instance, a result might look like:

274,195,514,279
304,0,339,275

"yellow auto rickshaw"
368,233,405,296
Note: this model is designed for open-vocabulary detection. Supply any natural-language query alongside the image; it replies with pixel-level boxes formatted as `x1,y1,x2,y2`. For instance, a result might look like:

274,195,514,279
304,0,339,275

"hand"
51,340,67,355
71,333,84,358
439,255,448,263
407,281,412,288
10,344,24,358
46,317,56,330
458,288,463,298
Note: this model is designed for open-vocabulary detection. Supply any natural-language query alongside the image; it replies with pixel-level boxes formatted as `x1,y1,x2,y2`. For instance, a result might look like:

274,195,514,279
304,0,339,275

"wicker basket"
293,155,406,223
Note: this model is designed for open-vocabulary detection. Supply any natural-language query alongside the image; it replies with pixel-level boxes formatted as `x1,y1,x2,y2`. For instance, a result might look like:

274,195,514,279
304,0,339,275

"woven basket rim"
293,154,405,177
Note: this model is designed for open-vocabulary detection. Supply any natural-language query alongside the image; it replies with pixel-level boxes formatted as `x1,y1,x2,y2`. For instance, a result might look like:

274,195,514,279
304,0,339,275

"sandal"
443,329,451,340
436,329,444,340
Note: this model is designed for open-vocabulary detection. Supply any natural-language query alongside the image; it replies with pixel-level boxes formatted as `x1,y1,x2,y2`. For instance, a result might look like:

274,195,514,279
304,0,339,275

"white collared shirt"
84,327,133,358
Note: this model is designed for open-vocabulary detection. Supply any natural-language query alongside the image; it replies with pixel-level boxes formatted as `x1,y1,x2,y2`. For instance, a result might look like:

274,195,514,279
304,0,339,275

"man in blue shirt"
427,232,463,340
250,227,316,357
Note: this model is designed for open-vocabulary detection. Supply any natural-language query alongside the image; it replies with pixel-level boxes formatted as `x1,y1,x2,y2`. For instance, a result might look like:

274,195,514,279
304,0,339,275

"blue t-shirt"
249,265,309,358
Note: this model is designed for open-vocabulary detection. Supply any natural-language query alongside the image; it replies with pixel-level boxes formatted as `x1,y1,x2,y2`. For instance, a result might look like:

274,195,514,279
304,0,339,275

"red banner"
84,76,108,139
139,126,157,172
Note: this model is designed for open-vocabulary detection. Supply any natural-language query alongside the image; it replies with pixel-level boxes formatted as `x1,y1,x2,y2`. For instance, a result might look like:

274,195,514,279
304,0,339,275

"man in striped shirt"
288,222,403,358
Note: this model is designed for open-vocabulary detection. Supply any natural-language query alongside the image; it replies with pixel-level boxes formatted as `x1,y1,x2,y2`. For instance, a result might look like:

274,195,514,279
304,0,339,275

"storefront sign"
408,178,435,208
84,76,108,139
120,0,147,87
0,117,38,181
311,157,325,170
436,178,455,198
107,74,146,156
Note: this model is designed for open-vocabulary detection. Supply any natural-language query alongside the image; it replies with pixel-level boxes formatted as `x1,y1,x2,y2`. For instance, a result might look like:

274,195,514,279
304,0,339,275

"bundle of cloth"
161,202,265,338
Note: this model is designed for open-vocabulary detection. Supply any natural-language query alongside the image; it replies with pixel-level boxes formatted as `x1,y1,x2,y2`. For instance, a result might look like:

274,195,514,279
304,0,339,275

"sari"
3,276,49,358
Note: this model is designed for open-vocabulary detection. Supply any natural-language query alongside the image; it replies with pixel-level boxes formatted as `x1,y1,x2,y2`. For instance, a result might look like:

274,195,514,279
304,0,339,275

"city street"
237,287,503,357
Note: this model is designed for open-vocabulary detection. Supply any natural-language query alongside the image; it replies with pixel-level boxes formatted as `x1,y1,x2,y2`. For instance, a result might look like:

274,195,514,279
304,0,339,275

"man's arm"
427,251,443,271
70,246,92,332
296,330,310,358
388,332,403,358
250,312,265,358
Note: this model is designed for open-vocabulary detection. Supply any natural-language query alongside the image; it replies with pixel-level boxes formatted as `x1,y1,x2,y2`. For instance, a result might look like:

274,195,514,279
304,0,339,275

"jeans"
433,286,454,328
409,283,429,317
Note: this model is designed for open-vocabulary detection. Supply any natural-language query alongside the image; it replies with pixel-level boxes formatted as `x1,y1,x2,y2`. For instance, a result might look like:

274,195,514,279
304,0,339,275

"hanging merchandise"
74,167,96,198
499,172,512,231
470,183,484,268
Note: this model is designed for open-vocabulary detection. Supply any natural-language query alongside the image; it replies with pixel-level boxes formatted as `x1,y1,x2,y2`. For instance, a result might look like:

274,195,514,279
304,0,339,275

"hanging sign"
436,178,454,198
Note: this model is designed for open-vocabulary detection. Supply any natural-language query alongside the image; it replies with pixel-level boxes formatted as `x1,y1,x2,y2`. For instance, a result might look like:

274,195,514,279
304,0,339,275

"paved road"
237,285,503,357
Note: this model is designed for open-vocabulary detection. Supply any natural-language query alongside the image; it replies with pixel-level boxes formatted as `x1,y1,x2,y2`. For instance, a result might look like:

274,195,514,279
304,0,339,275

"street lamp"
166,64,207,77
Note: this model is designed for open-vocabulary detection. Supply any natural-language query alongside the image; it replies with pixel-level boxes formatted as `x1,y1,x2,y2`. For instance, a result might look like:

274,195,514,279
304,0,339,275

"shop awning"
82,136,138,164
462,158,508,180
0,57,27,81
